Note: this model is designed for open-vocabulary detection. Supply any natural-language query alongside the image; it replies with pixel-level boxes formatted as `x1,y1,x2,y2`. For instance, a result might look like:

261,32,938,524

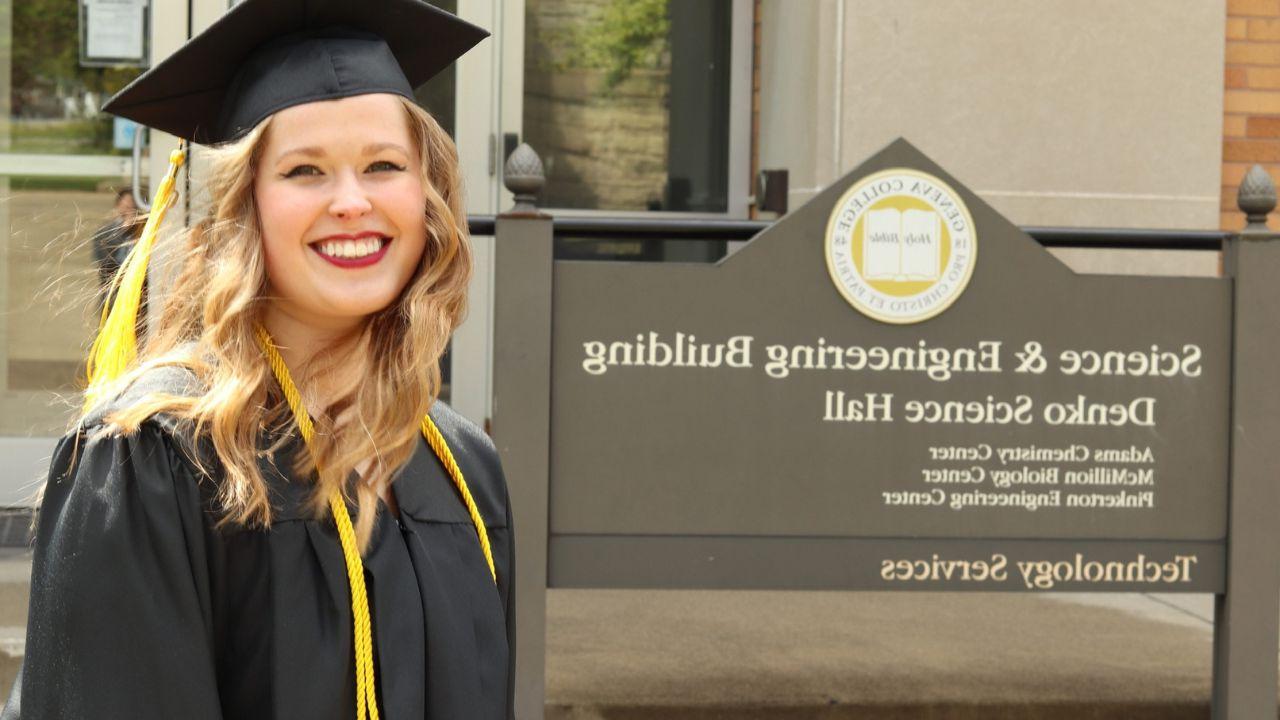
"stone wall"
523,0,671,210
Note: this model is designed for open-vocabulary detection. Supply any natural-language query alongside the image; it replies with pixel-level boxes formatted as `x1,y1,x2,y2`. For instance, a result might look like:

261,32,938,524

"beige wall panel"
762,0,1225,229
841,0,1224,229
1048,248,1221,278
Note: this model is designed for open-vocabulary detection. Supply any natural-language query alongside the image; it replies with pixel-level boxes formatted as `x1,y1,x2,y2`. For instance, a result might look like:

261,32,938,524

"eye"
281,164,322,179
366,160,406,173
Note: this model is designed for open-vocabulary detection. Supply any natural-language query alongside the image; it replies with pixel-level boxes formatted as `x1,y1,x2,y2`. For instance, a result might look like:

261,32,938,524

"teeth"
317,238,384,259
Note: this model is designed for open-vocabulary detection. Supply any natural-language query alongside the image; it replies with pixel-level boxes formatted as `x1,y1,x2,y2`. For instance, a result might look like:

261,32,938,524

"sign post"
1211,166,1280,719
492,145,552,720
492,139,1280,719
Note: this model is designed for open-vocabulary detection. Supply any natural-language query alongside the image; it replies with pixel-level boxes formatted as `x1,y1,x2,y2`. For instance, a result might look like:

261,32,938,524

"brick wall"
1224,0,1280,229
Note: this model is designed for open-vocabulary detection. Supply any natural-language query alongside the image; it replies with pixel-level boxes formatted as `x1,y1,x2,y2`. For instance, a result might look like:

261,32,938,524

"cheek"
260,232,289,285
254,186,308,287
391,179,427,225
256,185,316,252
388,184,429,257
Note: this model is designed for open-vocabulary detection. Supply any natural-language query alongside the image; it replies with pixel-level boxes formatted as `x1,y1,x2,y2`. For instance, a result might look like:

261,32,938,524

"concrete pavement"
545,589,1222,719
0,551,1257,718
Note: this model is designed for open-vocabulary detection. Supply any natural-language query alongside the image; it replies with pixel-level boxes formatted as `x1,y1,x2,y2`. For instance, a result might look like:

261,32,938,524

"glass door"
0,0,183,505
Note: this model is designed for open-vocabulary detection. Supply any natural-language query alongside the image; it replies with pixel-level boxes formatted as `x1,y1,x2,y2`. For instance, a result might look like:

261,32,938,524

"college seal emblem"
824,168,977,324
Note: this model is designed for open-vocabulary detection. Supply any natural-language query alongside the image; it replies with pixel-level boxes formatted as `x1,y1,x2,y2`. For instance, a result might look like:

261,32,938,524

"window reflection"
13,0,141,153
524,0,732,213
0,0,146,435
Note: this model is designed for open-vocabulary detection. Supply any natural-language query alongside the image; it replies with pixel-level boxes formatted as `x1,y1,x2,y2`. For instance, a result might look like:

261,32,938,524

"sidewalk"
0,552,1254,718
545,589,1224,719
0,552,30,701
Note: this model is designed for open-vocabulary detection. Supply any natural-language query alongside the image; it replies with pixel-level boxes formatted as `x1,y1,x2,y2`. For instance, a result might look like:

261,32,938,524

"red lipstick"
310,232,392,269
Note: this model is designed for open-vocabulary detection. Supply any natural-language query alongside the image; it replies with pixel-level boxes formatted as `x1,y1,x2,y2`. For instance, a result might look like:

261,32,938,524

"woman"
90,188,140,290
3,1,513,719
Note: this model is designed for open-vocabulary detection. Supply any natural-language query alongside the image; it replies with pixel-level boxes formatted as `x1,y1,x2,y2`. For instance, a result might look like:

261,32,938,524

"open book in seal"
863,208,942,282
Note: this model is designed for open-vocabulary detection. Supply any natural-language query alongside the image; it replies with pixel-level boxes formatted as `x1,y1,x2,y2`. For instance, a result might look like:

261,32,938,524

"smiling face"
254,93,427,336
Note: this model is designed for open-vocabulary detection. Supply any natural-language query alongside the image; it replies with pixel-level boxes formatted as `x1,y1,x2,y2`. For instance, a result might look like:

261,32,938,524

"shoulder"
82,363,203,427
75,362,213,481
41,407,215,549
38,363,219,554
429,401,496,458
427,401,511,523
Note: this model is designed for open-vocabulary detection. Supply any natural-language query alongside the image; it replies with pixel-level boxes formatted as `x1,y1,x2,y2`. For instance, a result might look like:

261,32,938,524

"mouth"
309,234,392,268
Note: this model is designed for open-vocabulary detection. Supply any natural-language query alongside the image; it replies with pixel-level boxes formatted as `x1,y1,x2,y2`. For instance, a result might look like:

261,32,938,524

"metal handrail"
1021,226,1228,251
466,215,1230,251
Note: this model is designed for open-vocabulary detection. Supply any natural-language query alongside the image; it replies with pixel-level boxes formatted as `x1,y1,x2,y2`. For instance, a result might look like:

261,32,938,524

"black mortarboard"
102,0,488,144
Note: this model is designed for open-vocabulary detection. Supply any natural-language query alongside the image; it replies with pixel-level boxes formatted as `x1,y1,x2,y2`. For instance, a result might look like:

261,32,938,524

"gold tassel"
83,145,187,412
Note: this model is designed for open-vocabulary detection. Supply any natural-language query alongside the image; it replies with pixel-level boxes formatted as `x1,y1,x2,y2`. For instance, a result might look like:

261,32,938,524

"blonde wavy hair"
91,97,471,550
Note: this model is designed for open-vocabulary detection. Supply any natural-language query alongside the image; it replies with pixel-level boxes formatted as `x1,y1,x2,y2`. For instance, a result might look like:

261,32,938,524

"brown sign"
546,139,1229,591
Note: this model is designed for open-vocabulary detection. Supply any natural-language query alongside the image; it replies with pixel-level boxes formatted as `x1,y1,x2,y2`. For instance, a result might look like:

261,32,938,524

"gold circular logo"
824,168,977,324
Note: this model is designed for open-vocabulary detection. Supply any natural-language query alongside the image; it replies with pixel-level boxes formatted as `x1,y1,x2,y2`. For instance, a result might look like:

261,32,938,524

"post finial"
1237,164,1277,232
503,143,546,216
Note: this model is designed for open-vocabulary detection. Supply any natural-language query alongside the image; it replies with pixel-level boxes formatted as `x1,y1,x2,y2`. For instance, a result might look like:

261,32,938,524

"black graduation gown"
1,366,515,720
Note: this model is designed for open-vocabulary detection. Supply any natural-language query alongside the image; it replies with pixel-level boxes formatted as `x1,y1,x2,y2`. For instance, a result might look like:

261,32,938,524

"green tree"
570,0,670,90
13,0,139,116
10,0,143,152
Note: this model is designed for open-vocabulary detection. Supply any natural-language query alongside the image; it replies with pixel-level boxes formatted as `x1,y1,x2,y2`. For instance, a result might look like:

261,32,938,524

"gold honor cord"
84,145,188,412
254,327,496,720
419,414,497,581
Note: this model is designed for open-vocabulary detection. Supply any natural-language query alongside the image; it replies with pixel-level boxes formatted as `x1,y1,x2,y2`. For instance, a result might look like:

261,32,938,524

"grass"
6,118,126,156
5,176,108,192
0,120,129,191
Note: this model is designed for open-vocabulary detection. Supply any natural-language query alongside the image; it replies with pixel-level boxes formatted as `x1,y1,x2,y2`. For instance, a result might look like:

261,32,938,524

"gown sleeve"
2,420,223,720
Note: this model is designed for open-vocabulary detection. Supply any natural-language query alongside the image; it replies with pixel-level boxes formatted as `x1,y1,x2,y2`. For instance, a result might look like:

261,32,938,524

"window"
523,0,742,215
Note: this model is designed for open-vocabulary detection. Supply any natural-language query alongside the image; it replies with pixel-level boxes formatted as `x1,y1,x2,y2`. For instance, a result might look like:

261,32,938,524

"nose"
328,169,372,220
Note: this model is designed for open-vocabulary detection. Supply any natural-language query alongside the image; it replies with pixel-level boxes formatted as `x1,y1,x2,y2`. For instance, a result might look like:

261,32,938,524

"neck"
261,304,366,409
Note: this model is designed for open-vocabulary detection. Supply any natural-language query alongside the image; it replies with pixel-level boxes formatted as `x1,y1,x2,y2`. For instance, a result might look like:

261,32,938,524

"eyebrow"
276,142,411,162
362,142,410,156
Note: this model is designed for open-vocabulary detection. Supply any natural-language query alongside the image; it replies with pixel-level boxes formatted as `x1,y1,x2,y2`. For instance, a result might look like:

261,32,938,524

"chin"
307,291,399,321
332,300,399,319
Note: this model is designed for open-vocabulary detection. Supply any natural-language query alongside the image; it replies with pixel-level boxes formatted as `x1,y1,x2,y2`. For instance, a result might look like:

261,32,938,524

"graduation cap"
103,0,488,144
87,0,488,409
